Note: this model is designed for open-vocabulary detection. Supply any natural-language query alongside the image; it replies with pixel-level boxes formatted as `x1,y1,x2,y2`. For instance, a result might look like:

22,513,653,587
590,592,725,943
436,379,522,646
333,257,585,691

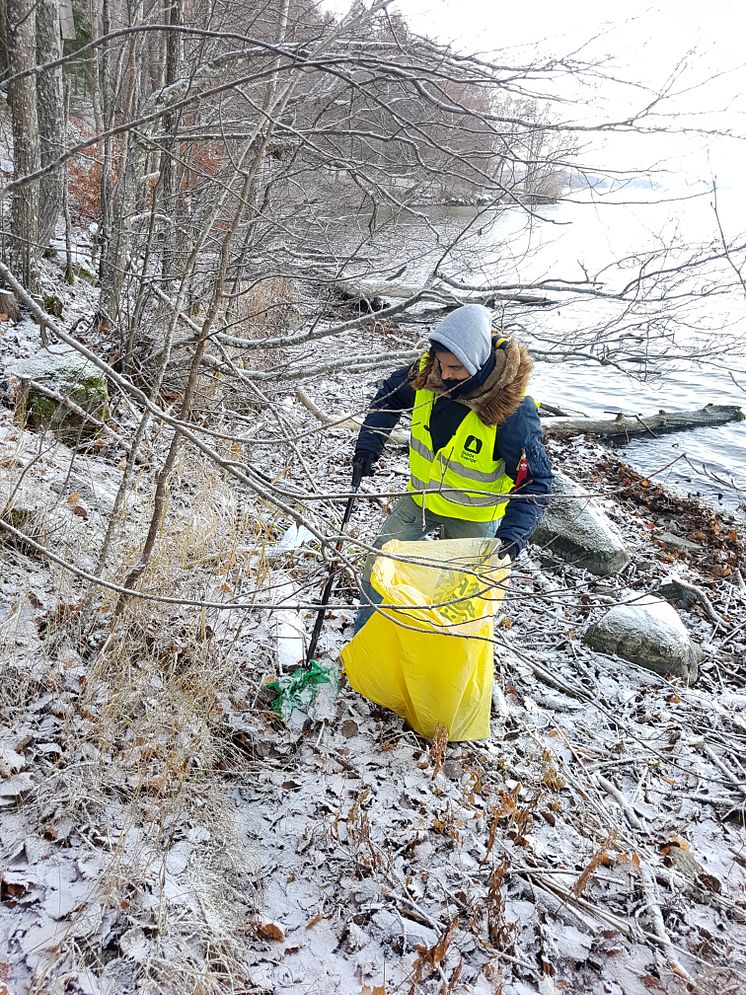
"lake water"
350,190,746,517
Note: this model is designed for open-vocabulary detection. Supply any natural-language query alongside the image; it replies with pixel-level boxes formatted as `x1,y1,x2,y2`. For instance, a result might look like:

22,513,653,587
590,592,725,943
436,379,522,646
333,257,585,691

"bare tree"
5,0,41,291
36,0,65,247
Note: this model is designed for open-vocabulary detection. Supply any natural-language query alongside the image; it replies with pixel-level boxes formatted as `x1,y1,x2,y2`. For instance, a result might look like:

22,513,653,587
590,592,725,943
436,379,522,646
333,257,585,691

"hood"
413,337,534,426
428,304,493,375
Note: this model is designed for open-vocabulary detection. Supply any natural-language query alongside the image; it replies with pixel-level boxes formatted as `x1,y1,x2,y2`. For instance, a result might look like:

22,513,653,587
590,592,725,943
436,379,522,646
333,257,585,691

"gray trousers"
353,495,499,633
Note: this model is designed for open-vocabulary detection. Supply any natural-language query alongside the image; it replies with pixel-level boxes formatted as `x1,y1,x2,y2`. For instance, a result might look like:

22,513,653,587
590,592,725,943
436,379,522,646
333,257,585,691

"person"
351,303,552,633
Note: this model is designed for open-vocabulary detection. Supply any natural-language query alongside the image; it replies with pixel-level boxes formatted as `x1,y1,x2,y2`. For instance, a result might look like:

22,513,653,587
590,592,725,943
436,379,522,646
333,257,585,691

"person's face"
436,350,472,385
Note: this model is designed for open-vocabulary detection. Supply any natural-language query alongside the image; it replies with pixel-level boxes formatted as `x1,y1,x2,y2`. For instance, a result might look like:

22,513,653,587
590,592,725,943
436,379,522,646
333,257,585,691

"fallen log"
537,401,572,417
543,404,744,441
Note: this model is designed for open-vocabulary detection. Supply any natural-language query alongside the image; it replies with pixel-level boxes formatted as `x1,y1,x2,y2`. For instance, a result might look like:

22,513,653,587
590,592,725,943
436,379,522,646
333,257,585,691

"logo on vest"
462,435,482,463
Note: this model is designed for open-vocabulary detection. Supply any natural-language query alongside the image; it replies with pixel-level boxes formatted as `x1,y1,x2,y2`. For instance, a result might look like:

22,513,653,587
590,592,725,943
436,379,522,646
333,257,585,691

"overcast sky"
330,0,746,186
385,0,742,76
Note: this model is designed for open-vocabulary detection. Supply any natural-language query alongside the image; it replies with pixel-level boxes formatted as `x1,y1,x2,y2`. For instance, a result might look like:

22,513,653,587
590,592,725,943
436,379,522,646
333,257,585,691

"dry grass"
429,721,449,776
485,859,512,950
2,458,271,994
217,274,302,395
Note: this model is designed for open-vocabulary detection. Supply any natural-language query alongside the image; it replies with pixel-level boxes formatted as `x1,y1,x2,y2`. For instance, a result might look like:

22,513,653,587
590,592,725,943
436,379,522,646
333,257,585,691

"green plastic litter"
267,658,338,720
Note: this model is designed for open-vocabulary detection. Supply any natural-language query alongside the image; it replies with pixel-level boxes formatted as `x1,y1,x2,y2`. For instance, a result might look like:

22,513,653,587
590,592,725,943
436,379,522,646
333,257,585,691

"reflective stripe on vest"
409,473,510,509
407,378,514,523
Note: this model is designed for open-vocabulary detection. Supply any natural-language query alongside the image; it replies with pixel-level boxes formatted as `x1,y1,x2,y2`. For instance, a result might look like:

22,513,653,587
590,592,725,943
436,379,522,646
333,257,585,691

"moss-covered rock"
11,345,109,444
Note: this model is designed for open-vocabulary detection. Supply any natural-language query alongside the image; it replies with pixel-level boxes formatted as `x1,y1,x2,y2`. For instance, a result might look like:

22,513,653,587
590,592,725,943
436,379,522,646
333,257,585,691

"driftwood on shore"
542,404,744,440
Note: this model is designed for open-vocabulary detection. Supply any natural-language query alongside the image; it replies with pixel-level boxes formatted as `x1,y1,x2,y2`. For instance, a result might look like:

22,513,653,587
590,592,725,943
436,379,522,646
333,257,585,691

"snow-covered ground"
1,255,746,995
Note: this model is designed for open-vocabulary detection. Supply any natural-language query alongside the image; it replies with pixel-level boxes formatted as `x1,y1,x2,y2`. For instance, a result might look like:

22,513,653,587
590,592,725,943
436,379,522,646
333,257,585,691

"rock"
665,844,706,883
0,422,111,569
371,908,437,948
590,581,619,597
584,595,702,682
345,922,369,952
10,345,109,444
442,759,464,780
656,530,702,554
349,878,381,905
656,577,701,610
533,471,630,576
72,262,97,284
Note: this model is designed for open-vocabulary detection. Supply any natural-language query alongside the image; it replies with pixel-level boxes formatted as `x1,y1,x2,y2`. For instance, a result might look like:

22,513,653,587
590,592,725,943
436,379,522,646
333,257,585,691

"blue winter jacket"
355,361,553,554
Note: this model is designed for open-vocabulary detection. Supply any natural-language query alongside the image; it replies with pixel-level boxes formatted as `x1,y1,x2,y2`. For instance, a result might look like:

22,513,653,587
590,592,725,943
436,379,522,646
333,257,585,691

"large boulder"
11,345,109,444
584,595,702,682
533,471,630,576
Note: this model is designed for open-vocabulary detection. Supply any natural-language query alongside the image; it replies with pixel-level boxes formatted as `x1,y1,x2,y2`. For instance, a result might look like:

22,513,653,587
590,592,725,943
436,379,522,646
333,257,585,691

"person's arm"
354,365,416,464
494,398,553,557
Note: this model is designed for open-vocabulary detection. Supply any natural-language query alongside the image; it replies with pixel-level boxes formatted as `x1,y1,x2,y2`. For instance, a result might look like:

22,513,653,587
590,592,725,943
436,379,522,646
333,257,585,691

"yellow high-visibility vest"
407,355,515,522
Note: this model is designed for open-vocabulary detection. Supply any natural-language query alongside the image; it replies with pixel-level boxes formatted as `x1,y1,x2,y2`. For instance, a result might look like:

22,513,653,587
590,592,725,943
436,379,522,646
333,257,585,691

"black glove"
497,540,518,562
352,450,376,487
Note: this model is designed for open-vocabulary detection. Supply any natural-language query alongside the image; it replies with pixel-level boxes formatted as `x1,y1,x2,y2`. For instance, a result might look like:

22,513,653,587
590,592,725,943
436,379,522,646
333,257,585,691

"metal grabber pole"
304,474,360,665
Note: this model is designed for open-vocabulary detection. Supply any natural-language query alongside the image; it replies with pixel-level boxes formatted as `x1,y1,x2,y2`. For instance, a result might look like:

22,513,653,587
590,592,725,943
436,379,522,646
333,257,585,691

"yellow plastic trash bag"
341,537,509,742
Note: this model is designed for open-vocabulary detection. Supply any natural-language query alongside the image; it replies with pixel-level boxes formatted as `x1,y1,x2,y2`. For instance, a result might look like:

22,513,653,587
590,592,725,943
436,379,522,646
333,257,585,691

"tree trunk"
5,0,41,293
336,278,553,308
93,0,113,297
35,0,65,249
99,0,145,326
62,82,74,284
0,0,8,78
160,0,182,292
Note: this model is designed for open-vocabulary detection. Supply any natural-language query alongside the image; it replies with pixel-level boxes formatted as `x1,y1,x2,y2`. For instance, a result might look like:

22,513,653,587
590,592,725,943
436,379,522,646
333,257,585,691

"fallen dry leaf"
256,922,285,942
572,830,618,896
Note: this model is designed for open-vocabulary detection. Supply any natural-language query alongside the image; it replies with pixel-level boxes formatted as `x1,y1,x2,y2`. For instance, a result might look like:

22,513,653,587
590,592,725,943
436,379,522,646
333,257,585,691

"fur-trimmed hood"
412,338,534,426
